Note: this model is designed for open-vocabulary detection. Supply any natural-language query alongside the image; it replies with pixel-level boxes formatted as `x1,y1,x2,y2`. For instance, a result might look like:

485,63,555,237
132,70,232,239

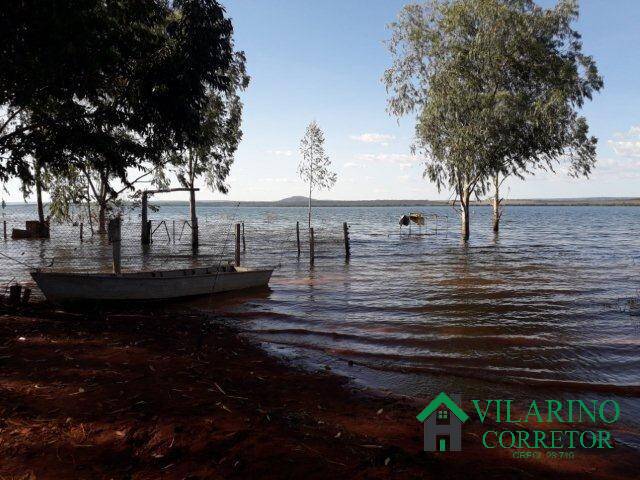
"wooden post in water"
343,222,350,260
242,222,246,252
21,287,31,305
309,227,315,266
235,223,241,266
172,220,176,244
8,284,22,305
108,217,122,275
3,221,6,240
141,192,150,245
80,223,84,242
296,221,301,256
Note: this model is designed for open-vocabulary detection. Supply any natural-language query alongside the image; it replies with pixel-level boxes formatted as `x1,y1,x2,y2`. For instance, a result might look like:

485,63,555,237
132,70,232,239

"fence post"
80,223,84,242
309,227,315,266
242,222,246,252
235,223,241,267
141,192,150,245
21,287,31,304
296,221,301,256
8,284,22,305
108,217,122,275
343,222,350,260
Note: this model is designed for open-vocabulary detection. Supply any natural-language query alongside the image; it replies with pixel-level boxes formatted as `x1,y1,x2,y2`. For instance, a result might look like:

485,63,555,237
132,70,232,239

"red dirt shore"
0,302,638,479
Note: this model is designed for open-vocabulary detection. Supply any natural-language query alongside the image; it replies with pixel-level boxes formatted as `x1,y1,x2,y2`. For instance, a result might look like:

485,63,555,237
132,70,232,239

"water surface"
2,204,639,443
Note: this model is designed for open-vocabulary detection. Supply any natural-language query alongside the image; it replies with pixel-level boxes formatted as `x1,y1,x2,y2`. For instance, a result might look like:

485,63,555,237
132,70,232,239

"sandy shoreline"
1,302,638,479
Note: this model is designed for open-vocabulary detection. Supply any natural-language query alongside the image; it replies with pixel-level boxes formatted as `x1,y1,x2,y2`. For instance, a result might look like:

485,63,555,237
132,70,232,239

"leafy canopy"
169,52,249,193
384,0,603,200
0,0,243,184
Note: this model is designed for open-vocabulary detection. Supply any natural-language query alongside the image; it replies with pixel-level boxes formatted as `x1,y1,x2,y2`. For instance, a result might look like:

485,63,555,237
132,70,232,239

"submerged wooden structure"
11,220,50,239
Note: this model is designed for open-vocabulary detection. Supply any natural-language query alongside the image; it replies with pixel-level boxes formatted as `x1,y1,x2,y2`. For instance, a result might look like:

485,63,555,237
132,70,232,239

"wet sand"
1,302,638,479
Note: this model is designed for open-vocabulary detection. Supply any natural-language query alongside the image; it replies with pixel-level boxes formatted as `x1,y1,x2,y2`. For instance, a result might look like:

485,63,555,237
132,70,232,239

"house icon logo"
416,392,469,452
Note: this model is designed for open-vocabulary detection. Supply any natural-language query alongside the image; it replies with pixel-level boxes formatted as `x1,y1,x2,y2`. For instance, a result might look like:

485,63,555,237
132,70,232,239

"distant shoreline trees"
384,0,602,240
298,121,337,229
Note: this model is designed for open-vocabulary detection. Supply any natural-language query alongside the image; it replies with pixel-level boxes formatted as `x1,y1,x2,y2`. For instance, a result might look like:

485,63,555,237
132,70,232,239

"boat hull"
31,266,274,303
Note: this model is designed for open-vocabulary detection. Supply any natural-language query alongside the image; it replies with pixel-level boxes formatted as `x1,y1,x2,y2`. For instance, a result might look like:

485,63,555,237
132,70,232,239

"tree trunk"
492,173,500,233
85,178,94,235
459,184,471,242
190,187,198,251
98,203,106,234
308,182,312,230
35,163,45,224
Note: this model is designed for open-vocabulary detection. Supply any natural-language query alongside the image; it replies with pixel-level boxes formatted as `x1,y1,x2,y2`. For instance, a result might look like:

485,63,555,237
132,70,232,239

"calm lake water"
2,203,640,444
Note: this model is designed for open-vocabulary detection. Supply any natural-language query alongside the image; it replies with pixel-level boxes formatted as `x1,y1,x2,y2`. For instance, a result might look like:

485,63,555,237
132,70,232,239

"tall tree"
168,53,249,251
298,121,337,229
0,0,243,194
384,0,603,240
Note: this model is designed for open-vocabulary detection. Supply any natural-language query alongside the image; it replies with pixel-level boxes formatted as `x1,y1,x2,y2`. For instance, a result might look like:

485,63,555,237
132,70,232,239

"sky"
5,0,640,203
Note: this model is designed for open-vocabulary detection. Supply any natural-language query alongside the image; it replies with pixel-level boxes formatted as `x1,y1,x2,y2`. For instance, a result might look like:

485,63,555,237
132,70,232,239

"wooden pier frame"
141,188,199,245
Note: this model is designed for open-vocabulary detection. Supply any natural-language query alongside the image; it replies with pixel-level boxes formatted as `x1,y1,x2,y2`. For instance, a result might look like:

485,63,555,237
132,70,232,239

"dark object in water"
399,213,425,227
12,220,50,239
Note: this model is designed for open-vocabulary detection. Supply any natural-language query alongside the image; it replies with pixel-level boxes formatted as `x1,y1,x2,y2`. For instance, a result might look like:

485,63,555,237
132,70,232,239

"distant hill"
276,196,309,205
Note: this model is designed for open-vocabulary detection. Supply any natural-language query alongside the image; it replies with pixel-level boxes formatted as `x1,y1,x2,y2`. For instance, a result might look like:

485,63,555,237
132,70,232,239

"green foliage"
0,0,244,185
48,168,88,224
169,52,249,193
384,0,603,235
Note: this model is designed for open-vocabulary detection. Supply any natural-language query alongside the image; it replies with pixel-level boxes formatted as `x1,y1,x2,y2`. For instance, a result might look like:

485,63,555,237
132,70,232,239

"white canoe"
31,264,274,303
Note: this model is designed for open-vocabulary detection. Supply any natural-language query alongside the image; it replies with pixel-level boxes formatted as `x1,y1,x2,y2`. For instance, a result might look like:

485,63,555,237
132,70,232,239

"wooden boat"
30,263,274,303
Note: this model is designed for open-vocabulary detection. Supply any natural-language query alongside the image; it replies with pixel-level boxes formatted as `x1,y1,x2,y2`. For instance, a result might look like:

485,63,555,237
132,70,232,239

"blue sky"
5,0,640,202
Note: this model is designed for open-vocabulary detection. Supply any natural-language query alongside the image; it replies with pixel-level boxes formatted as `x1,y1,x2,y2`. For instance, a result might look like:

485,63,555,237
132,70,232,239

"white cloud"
266,149,293,157
342,162,361,169
354,153,422,165
608,141,640,158
349,133,395,146
256,177,295,183
608,126,640,158
592,157,640,180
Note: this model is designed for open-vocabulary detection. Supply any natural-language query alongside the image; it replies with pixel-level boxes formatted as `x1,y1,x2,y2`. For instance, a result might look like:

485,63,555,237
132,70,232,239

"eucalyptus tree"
168,53,249,251
384,0,602,240
298,121,337,229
